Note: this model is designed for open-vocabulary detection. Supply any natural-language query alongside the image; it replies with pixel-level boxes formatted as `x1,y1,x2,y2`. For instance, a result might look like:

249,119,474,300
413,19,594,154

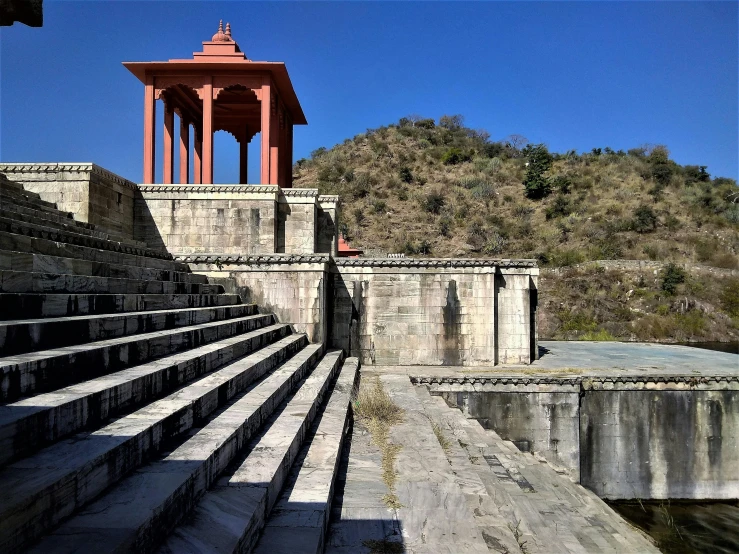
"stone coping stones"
0,336,317,553
159,350,346,553
0,324,294,465
0,292,242,320
0,312,273,401
0,163,139,191
0,303,256,356
27,344,324,554
254,357,359,554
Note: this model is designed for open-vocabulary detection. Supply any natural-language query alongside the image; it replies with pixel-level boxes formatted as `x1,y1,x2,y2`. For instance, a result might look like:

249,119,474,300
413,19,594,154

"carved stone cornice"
282,189,319,197
318,195,339,204
137,184,279,194
334,258,538,268
175,254,330,265
0,163,138,190
411,374,739,390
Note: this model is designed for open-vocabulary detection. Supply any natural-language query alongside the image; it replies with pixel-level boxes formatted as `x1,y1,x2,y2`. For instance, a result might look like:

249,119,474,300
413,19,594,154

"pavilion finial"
211,19,231,42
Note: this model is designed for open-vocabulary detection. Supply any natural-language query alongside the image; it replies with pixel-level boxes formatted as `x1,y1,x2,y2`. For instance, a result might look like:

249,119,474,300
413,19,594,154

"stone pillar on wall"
495,267,538,364
317,195,339,256
277,189,318,254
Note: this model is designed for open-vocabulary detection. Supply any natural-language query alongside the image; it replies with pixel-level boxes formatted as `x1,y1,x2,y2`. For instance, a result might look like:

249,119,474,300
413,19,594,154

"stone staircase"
418,387,661,553
0,174,359,553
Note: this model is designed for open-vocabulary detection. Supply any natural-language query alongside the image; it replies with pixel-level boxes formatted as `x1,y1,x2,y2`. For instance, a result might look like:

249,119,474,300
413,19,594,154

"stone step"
426,395,660,553
0,186,57,210
0,215,172,261
0,269,224,295
0,303,254,356
0,249,208,285
417,388,523,554
25,343,324,554
254,358,360,554
0,190,93,228
0,312,271,401
0,323,294,466
0,174,30,193
160,350,346,554
0,338,319,553
0,292,241,320
0,203,150,249
0,229,185,271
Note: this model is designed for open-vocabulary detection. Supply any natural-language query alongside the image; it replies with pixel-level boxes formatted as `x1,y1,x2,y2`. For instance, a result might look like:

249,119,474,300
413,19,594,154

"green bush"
545,195,573,220
352,207,365,225
471,182,496,200
439,217,452,237
441,147,466,165
482,232,507,255
420,191,445,214
523,144,553,199
371,199,387,214
632,205,658,233
661,263,686,295
399,167,413,183
721,279,739,317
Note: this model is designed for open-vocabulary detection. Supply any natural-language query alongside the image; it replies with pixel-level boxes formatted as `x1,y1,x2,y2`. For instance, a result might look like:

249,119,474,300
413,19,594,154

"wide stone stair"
418,387,661,553
0,174,359,553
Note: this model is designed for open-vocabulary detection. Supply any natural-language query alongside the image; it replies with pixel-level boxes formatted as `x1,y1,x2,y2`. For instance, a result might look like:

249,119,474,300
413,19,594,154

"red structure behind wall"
124,21,306,186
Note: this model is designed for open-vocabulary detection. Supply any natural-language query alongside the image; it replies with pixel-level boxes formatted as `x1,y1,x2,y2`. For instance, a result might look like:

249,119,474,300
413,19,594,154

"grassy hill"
293,115,739,344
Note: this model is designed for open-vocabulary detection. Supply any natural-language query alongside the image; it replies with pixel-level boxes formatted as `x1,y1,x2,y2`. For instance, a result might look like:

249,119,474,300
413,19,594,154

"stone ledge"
174,254,331,265
137,184,279,194
318,195,339,203
0,163,139,191
281,188,319,198
334,257,538,268
411,374,739,390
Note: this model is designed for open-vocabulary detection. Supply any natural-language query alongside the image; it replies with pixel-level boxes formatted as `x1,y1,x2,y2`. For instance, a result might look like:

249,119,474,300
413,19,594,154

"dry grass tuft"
354,376,405,510
431,421,452,453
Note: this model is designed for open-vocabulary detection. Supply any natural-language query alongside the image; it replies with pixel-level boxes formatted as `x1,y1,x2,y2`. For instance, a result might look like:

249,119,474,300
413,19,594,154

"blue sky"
1,1,737,183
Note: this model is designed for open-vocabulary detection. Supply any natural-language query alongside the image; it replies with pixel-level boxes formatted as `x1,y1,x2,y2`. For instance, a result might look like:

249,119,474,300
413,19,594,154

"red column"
202,80,214,184
143,77,156,184
179,116,189,184
286,120,294,188
260,80,271,184
269,98,280,185
194,129,202,184
163,103,174,184
239,134,248,184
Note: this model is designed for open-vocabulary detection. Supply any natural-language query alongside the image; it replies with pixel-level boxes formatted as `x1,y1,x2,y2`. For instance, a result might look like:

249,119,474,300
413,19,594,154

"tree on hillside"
505,134,529,154
523,144,553,199
439,114,465,131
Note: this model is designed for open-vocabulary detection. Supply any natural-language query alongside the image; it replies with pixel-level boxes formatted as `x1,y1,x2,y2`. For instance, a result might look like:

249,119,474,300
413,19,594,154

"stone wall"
178,255,328,343
330,259,539,366
0,163,137,239
134,184,279,255
581,389,739,500
423,376,739,499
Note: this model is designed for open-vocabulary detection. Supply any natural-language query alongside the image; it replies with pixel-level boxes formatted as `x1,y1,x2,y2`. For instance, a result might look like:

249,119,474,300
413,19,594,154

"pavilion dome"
211,20,233,42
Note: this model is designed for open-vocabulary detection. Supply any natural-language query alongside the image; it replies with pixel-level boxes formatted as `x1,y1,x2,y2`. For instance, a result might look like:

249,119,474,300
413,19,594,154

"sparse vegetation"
295,115,739,343
354,376,405,509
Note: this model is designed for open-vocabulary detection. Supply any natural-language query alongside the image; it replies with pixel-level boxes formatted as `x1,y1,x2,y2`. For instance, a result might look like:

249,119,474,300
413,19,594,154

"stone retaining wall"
331,259,539,366
423,375,739,499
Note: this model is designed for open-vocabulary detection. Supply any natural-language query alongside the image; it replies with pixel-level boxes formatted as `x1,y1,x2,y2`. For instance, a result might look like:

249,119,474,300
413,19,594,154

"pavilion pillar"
239,136,248,184
269,98,280,185
163,103,174,184
143,77,156,184
179,116,190,184
260,81,271,184
202,80,214,184
287,120,294,188
194,130,202,184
